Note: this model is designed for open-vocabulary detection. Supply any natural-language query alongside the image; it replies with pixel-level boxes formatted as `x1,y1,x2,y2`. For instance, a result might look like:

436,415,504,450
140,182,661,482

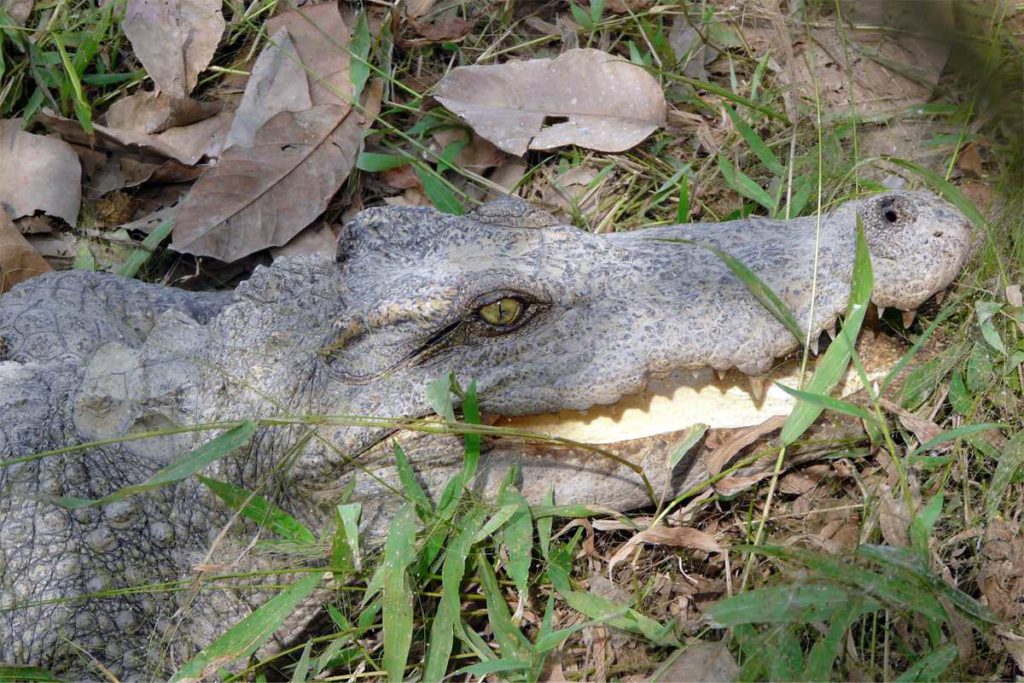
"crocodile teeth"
876,306,887,320
826,321,838,340
748,375,766,402
901,310,916,328
716,369,727,382
809,336,820,355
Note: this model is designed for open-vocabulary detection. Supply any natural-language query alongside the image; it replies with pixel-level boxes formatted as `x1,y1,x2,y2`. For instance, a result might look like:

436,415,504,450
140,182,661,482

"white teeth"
809,337,820,355
827,322,838,340
901,310,916,328
934,290,946,305
876,306,887,320
716,369,727,382
748,375,766,402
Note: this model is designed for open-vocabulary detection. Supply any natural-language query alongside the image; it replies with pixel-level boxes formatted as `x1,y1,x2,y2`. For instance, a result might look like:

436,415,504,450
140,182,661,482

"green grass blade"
332,502,363,575
0,667,60,682
477,549,532,659
804,599,875,680
668,423,708,468
722,104,785,176
423,507,486,681
676,173,690,223
170,572,322,682
115,218,174,278
907,422,1005,458
44,422,256,509
382,503,417,683
392,441,432,515
198,475,316,545
717,154,776,213
497,488,532,595
773,382,877,423
473,503,520,544
909,493,943,557
654,237,804,344
986,431,1024,521
781,220,872,445
706,584,870,626
894,643,957,682
414,163,464,216
349,10,371,100
356,152,409,172
52,35,92,134
454,659,531,677
289,641,313,683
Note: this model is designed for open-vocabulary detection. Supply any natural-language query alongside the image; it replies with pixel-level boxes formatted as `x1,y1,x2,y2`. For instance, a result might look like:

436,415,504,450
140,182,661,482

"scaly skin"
0,192,973,678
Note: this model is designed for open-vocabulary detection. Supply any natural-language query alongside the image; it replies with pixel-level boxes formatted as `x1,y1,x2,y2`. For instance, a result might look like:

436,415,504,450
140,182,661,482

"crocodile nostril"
933,231,944,238
884,209,899,223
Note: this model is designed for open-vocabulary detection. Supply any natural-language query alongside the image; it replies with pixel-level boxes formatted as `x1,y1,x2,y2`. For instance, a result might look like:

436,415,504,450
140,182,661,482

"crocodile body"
0,192,973,678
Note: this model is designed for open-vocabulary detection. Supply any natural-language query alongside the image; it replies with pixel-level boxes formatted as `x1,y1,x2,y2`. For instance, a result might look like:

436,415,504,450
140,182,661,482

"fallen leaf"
408,15,475,43
381,164,422,190
267,3,353,107
879,398,943,445
271,221,338,260
668,15,721,81
705,415,787,476
170,103,370,261
434,48,666,155
103,90,222,134
0,119,81,226
223,27,313,151
1007,285,1024,334
978,519,1024,621
1,0,32,24
654,640,740,683
37,108,231,167
405,0,436,18
608,525,722,575
123,0,225,98
431,128,505,172
0,207,52,293
876,483,911,548
957,142,984,178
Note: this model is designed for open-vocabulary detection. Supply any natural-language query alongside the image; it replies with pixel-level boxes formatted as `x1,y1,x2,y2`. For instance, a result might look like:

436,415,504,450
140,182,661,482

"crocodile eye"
477,297,525,327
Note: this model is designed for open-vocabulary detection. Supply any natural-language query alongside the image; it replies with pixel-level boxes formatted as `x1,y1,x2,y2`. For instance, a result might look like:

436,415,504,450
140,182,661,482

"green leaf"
781,219,872,445
717,154,776,213
356,152,409,172
0,667,60,682
668,423,708,468
909,493,943,556
966,342,995,392
115,218,174,278
45,422,256,509
332,502,363,575
289,641,313,683
553,589,678,646
170,572,321,682
497,487,533,595
895,643,957,682
52,35,92,134
473,503,520,544
426,372,456,422
477,550,532,660
414,164,464,215
722,104,785,176
986,430,1024,521
454,659,531,677
392,441,432,516
774,383,877,423
706,583,867,626
423,507,486,682
948,372,972,415
975,301,1007,355
676,173,690,223
804,599,876,680
349,11,371,99
382,503,418,683
199,475,316,545
908,422,1005,458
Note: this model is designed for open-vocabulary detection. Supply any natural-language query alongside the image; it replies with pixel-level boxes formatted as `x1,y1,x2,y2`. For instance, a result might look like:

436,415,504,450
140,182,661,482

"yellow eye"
478,297,524,326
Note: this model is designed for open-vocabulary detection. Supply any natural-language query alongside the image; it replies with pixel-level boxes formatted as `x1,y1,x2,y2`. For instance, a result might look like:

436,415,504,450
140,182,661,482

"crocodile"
0,190,973,678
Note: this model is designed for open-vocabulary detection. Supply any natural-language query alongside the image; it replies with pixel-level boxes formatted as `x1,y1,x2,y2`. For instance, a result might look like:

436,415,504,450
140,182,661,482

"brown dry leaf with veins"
435,48,666,155
0,207,51,293
0,120,81,226
123,0,225,99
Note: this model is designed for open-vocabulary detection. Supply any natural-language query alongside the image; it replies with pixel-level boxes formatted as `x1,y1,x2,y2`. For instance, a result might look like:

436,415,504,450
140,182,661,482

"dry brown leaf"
1,0,32,24
271,221,338,260
434,48,666,156
1007,285,1024,334
876,484,911,548
957,142,984,178
879,398,943,445
978,519,1024,622
0,207,51,293
0,119,81,226
123,0,225,98
37,108,231,167
404,0,436,18
408,16,475,43
224,27,313,151
653,641,740,683
608,525,722,575
706,415,787,476
104,90,222,135
267,3,352,107
431,128,505,172
170,102,371,261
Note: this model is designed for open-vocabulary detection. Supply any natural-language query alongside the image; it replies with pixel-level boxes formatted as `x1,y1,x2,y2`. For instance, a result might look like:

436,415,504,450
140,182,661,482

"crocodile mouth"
492,324,908,444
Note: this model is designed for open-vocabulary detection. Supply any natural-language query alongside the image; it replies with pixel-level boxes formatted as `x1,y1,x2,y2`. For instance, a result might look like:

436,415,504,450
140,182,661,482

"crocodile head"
199,190,973,486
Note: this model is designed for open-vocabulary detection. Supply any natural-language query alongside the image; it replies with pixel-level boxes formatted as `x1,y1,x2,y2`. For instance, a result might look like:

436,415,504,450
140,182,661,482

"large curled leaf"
170,105,365,261
0,120,81,226
435,48,666,155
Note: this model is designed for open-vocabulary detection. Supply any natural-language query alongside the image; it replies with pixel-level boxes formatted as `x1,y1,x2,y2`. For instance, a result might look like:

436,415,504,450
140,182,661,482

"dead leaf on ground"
223,27,313,151
876,483,911,548
271,221,338,260
978,519,1024,622
267,3,353,107
123,0,225,98
434,48,666,156
1,0,32,24
654,640,740,683
608,525,722,575
0,119,81,226
37,108,231,167
103,90,222,135
408,15,475,44
668,15,721,81
404,0,435,18
430,128,505,173
879,398,943,445
0,207,52,293
957,142,984,178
